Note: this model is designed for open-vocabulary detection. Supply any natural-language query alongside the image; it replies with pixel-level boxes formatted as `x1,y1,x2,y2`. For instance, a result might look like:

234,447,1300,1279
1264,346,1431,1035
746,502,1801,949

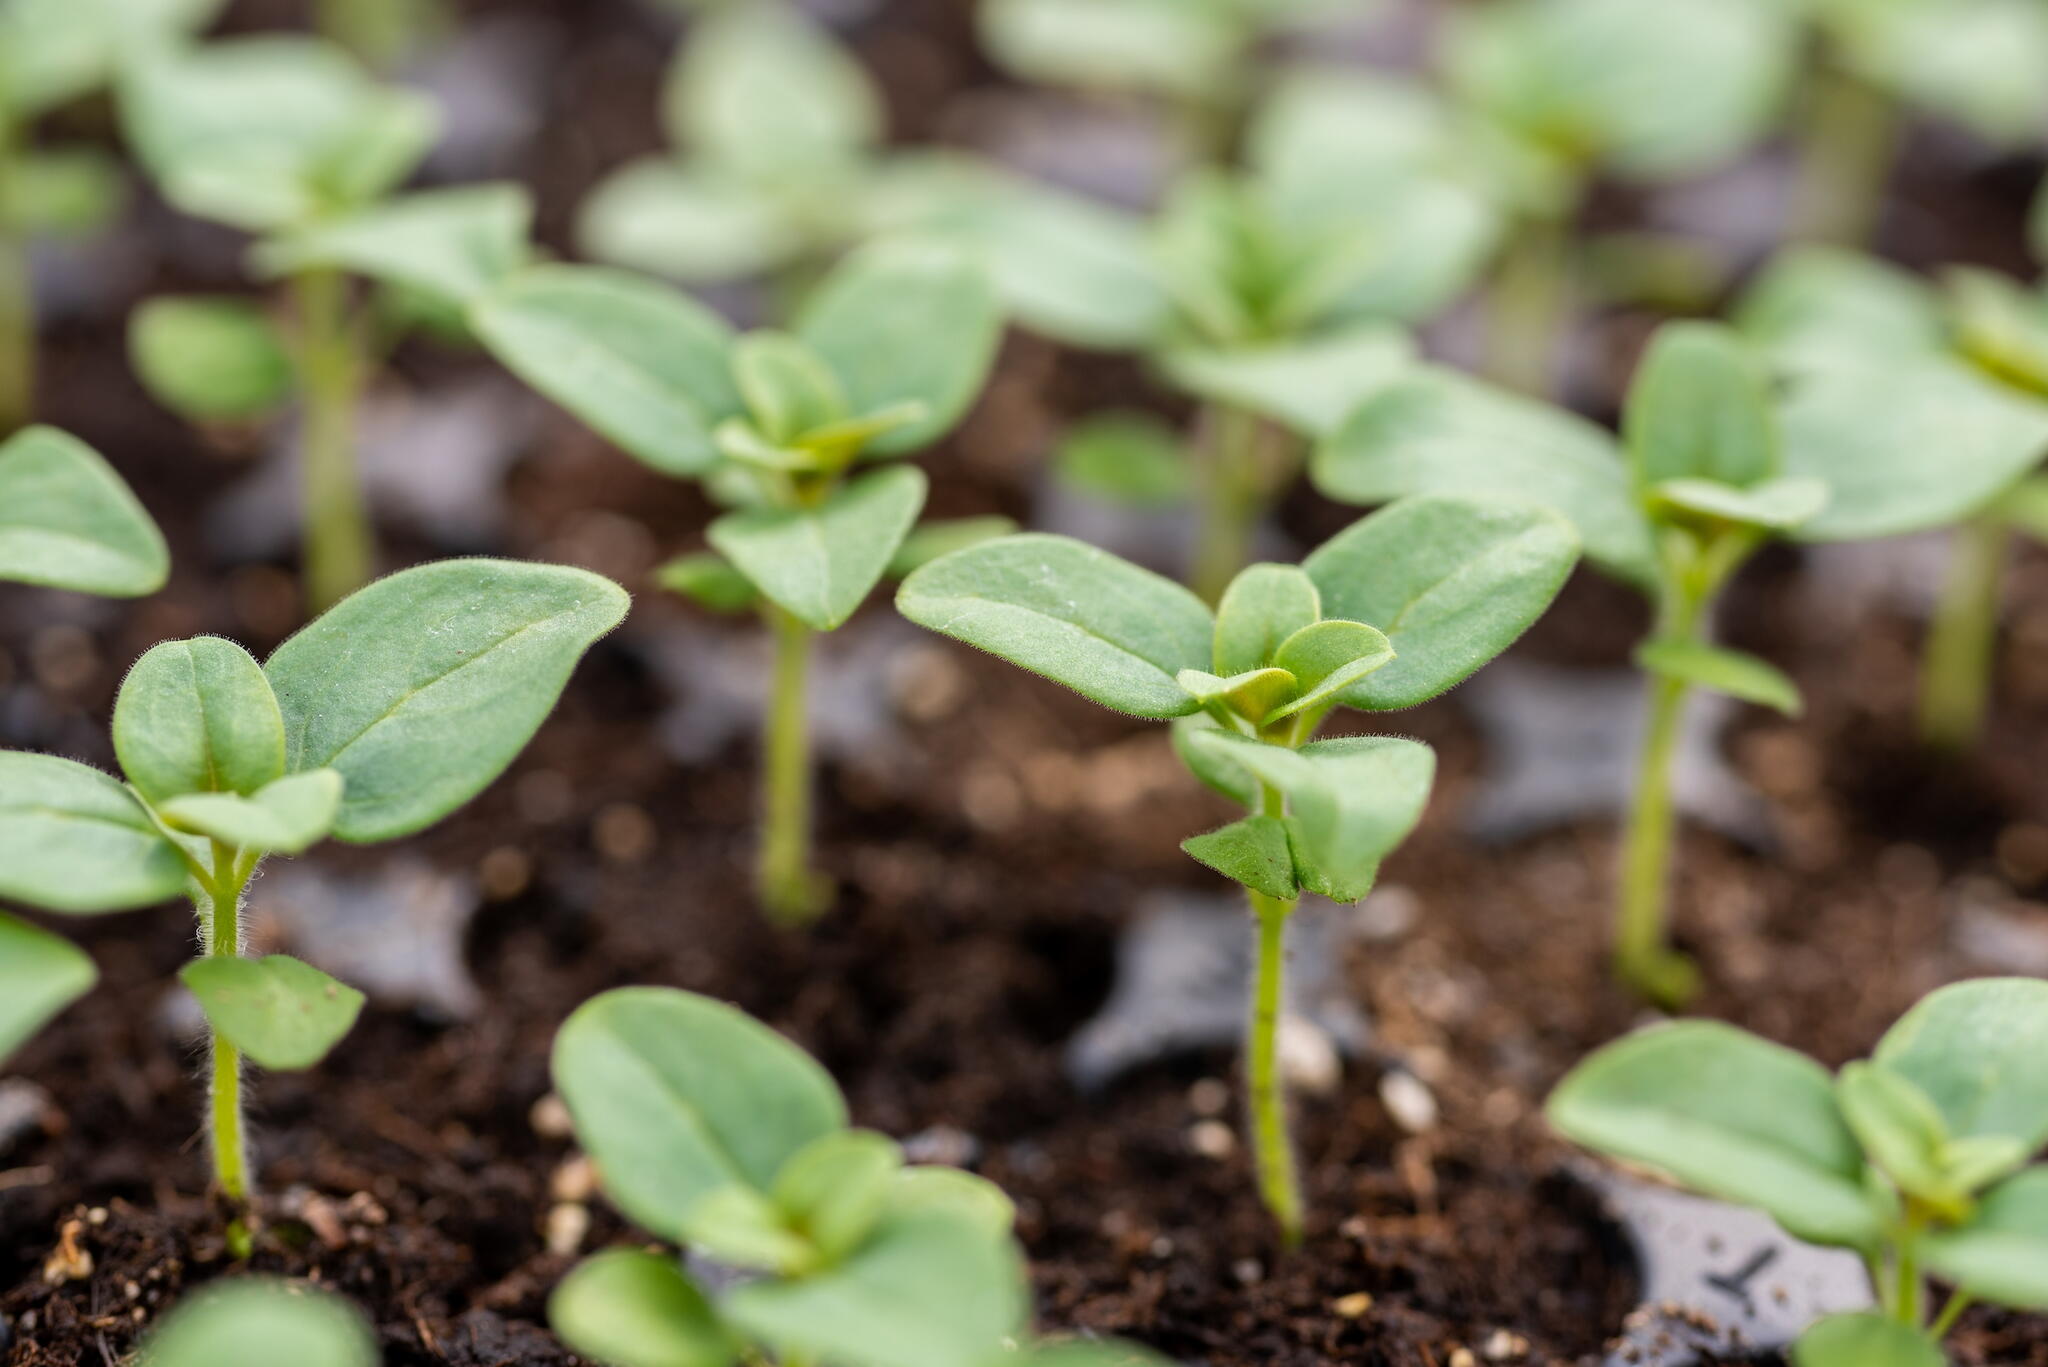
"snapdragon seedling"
1552,978,2048,1366
1315,321,1825,1005
898,494,1578,1243
549,986,1167,1367
468,239,1002,922
119,33,532,609
0,557,626,1253
139,1278,374,1367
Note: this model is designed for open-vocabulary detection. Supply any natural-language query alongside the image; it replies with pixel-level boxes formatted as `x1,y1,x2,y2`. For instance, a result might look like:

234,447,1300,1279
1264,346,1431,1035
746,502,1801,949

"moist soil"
8,1,2048,1364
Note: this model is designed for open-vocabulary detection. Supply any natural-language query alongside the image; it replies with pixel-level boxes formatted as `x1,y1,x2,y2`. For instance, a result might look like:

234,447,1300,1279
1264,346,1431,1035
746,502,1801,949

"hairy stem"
1919,514,2009,754
1191,404,1265,606
0,107,31,434
204,842,253,1258
295,268,372,613
758,604,824,924
1485,210,1573,398
1244,782,1303,1247
1790,61,1898,247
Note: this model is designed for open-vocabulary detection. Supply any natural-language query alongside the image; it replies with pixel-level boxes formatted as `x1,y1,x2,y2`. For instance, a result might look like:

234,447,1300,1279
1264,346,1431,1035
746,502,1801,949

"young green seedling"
0,423,167,1060
0,557,625,1253
1551,978,2048,1366
898,494,1579,1244
139,1278,375,1367
468,239,1002,923
1314,321,1826,1006
549,986,1168,1367
0,0,224,431
1439,0,1798,394
1734,241,2048,753
118,33,533,610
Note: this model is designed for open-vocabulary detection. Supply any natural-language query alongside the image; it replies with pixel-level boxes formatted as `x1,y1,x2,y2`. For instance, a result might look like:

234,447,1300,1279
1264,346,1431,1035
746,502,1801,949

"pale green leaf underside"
1635,640,1800,716
0,752,185,914
179,953,364,1071
138,1280,376,1367
0,426,169,597
160,770,344,855
709,465,928,630
0,914,95,1063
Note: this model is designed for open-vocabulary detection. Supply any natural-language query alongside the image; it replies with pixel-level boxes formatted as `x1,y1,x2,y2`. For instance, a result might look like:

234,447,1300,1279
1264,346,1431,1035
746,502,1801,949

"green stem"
0,107,31,435
203,842,253,1258
1790,61,1899,248
1191,404,1264,605
1895,1235,1924,1328
758,604,826,924
1929,1287,1971,1339
1919,514,2009,754
295,268,372,614
1485,209,1574,398
1244,781,1303,1248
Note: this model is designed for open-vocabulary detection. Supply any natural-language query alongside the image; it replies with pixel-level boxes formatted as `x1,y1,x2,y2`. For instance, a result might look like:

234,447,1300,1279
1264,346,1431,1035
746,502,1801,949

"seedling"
549,986,1167,1367
1552,978,2048,1366
468,239,1003,922
139,1278,374,1367
119,33,533,609
1315,321,1826,1006
0,0,224,430
1439,0,1797,393
0,424,168,1059
1735,242,2048,753
0,557,626,1252
898,494,1579,1243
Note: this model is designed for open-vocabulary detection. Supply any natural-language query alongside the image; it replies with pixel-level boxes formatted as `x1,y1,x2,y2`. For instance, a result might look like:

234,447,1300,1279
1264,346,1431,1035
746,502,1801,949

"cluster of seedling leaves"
1551,978,2048,1366
0,425,167,1062
549,987,1167,1367
138,1278,376,1367
0,558,625,1180
1798,0,2048,148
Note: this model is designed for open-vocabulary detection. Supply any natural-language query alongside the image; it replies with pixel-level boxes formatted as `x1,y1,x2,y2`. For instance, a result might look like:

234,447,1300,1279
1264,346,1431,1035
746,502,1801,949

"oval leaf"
0,752,186,913
709,465,927,631
1634,640,1801,716
1158,326,1414,439
896,533,1212,718
549,1250,736,1367
1875,978,2048,1150
1624,321,1778,489
1265,619,1394,722
0,426,169,597
114,636,286,804
670,1,880,177
139,1280,375,1367
0,913,95,1063
253,183,532,306
129,297,294,422
160,770,343,855
1213,563,1321,676
1792,1314,1946,1367
265,559,629,843
180,953,364,1071
577,159,805,284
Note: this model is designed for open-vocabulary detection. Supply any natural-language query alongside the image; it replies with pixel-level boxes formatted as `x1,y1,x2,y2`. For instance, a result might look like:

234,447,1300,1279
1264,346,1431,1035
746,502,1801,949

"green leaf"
139,1279,376,1367
0,426,169,597
797,240,1002,456
576,160,806,284
1875,978,2048,1151
886,517,1018,579
1792,1314,1945,1367
1265,620,1393,721
549,1250,737,1367
114,636,286,804
1778,358,2048,542
128,297,294,422
1634,640,1800,716
732,332,849,444
1546,1020,1886,1250
1171,714,1258,806
1213,564,1320,676
896,533,1212,718
470,264,742,478
1311,370,1655,590
887,1166,1016,1239
668,2,880,179
252,183,532,306
0,753,186,913
1054,413,1191,507
0,914,95,1063
977,0,1238,102
1185,732,1434,902
722,1207,1027,1367
2,146,128,236
1182,815,1298,900
1734,246,1947,375
681,1184,817,1275
1835,1062,1963,1214
1624,321,1778,489
1174,667,1298,721
1996,475,2048,544
710,465,927,631
1923,1167,2048,1311
159,770,344,855
772,1129,903,1262
1650,475,1830,531
1303,496,1581,710
265,559,629,843
1841,0,2048,147
1,0,227,120
1157,326,1414,439
656,551,759,614
1945,266,2048,398
551,987,847,1246
179,954,365,1071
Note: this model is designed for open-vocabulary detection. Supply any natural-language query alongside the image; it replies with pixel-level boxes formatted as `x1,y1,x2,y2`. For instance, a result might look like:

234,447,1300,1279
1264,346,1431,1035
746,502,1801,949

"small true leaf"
1175,668,1298,721
1182,816,1298,901
139,1280,376,1367
772,1129,904,1262
1792,1314,1945,1367
159,770,344,855
887,1166,1016,1239
0,914,95,1063
129,297,294,421
551,987,846,1246
114,636,286,804
179,954,365,1071
1835,1062,1960,1214
681,1184,816,1274
0,426,169,597
549,1250,736,1367
1922,1167,2048,1310
265,559,629,843
657,552,759,614
732,332,849,443
1650,475,1829,531
1624,321,1778,490
1213,564,1320,677
0,753,187,913
1874,977,2048,1150
1265,619,1394,721
1634,640,1800,716
709,465,927,631
896,534,1212,718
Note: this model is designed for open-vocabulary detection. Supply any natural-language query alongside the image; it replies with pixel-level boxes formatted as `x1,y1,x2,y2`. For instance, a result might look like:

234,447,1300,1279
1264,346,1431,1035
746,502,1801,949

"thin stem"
0,106,31,435
203,841,253,1258
1918,513,2009,754
1485,209,1574,398
758,604,825,924
295,268,373,613
1191,404,1265,605
1895,1236,1924,1328
1929,1287,1972,1340
1243,779,1303,1247
1790,61,1899,248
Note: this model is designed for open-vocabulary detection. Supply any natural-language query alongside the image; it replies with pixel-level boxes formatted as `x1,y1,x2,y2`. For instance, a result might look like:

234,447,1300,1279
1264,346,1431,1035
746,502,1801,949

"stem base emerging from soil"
1918,514,2008,755
759,604,829,924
